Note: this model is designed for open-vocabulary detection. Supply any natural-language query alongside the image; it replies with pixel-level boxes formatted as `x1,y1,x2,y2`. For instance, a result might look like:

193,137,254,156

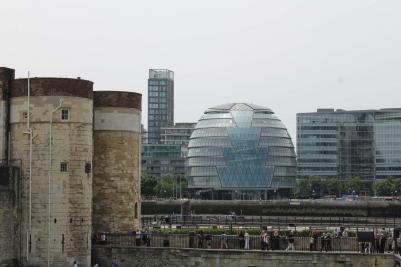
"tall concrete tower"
92,91,142,232
10,77,93,267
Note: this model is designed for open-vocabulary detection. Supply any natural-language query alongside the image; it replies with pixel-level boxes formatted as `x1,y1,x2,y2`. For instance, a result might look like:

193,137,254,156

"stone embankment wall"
92,247,399,267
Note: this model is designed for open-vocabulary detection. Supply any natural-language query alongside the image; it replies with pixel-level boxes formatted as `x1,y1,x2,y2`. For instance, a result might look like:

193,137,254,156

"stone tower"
92,91,142,233
0,67,15,164
9,78,93,267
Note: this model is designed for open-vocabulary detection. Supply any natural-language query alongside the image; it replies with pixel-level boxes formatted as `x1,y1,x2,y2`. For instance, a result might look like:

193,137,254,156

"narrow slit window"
61,109,69,121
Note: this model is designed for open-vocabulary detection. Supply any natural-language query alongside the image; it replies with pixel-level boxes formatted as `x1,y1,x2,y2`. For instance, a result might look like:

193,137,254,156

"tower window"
61,109,69,121
85,162,91,174
60,162,68,172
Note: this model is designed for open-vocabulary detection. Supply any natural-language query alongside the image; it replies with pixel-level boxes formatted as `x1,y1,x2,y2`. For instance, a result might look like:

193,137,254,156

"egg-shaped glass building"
187,103,296,200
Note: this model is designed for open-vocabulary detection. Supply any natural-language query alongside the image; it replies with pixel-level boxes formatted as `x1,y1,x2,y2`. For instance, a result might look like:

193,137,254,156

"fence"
142,215,401,230
95,233,364,252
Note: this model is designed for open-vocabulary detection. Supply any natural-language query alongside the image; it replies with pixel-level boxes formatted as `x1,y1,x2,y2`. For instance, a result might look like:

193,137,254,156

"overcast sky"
1,0,401,140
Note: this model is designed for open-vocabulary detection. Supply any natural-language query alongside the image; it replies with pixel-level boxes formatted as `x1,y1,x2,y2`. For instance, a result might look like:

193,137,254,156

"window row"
251,119,285,128
59,161,91,174
196,119,235,129
191,127,228,138
149,103,168,109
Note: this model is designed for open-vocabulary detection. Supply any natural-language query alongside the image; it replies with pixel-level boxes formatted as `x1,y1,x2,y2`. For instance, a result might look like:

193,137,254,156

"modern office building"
160,122,196,145
141,124,148,144
147,69,174,144
187,103,297,200
141,123,195,178
297,108,401,189
141,144,185,178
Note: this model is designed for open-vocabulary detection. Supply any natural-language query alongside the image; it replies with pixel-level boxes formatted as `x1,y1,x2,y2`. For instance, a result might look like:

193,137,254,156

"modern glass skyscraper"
297,108,401,188
147,69,174,144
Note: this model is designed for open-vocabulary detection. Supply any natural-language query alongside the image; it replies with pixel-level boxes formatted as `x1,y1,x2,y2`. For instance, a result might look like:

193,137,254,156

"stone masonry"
92,246,399,267
93,91,142,233
10,79,93,267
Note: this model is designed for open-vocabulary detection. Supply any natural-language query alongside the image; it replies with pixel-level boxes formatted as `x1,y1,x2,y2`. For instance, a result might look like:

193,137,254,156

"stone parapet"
92,246,398,267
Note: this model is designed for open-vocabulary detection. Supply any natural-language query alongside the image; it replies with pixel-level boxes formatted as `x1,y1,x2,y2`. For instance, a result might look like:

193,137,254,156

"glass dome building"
187,103,296,200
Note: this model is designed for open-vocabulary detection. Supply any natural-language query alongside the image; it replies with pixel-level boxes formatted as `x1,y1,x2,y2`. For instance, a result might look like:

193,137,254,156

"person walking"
286,232,294,251
143,228,151,247
221,233,228,249
197,230,204,248
238,230,245,249
73,261,78,267
111,257,119,267
135,229,142,246
320,233,327,252
309,233,315,251
260,230,266,251
244,231,250,250
396,233,401,255
205,234,212,249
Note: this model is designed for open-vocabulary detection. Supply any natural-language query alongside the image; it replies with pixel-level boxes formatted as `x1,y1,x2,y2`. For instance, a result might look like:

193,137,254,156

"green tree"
344,176,363,194
155,175,175,198
294,179,311,199
324,177,342,197
141,174,158,197
373,177,396,196
394,178,401,196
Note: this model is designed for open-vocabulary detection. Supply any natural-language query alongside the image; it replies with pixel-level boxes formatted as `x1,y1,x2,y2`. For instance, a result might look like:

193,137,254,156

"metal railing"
142,214,401,230
95,233,366,252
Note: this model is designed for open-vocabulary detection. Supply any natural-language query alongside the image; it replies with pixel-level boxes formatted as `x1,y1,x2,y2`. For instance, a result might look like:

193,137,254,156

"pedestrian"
388,234,394,253
220,233,228,249
286,232,294,251
238,230,245,249
320,233,327,252
396,233,401,255
143,228,151,247
271,231,279,251
205,234,212,249
326,233,332,251
244,231,250,250
197,230,204,248
380,234,386,253
260,231,266,251
73,261,78,267
309,233,315,251
93,262,99,267
135,229,142,246
111,257,119,267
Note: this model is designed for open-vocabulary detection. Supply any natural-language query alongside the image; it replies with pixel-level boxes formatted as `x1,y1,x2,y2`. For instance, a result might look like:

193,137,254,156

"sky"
1,0,401,140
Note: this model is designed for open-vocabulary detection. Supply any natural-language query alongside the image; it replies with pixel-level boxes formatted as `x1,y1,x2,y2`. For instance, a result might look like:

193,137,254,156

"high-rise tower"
147,69,174,144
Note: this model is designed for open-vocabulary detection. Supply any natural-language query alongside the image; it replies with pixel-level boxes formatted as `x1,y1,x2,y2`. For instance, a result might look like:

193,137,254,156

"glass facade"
297,108,401,190
141,144,185,178
187,103,296,199
147,69,174,144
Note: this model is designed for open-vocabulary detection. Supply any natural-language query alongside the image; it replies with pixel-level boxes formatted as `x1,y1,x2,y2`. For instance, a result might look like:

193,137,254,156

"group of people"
260,230,295,251
132,228,151,247
361,232,401,254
